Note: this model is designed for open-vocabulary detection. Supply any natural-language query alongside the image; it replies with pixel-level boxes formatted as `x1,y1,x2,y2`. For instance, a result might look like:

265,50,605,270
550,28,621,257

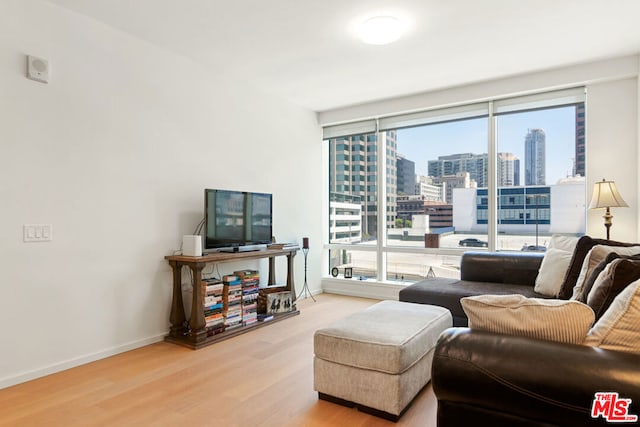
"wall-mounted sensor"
26,55,49,83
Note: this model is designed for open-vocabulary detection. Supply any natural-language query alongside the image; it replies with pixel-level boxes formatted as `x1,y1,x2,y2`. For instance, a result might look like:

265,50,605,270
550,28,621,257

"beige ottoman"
313,300,452,420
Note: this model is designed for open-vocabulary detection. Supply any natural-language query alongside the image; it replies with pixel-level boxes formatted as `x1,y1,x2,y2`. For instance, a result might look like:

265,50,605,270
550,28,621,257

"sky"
396,106,577,184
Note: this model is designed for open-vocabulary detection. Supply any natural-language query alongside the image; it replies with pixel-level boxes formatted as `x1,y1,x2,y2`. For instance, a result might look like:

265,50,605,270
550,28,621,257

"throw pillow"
575,252,620,303
558,236,635,300
534,248,573,297
584,279,640,354
570,244,640,300
461,294,595,344
586,258,640,320
549,234,579,253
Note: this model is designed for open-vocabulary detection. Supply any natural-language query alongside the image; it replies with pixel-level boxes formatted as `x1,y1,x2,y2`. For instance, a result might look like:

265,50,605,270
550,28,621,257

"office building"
328,131,397,237
397,154,416,195
497,152,520,186
415,175,445,201
428,152,488,188
432,172,475,204
524,128,546,185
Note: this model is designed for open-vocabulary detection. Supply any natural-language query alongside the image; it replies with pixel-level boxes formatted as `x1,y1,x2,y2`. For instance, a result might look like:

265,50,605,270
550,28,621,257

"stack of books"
235,269,259,326
223,275,243,330
203,278,224,335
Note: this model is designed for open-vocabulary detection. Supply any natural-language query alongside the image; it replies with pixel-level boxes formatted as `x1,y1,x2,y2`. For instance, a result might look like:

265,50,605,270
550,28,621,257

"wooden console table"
164,247,299,349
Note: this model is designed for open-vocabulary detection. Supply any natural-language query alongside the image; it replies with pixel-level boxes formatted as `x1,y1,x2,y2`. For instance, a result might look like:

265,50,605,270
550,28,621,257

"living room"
2,1,640,425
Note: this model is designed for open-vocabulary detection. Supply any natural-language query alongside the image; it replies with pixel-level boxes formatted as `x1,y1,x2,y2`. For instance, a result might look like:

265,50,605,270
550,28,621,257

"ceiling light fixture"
358,15,404,45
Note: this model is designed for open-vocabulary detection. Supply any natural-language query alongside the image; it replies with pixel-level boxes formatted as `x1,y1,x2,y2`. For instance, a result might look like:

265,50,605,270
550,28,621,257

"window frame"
323,87,586,282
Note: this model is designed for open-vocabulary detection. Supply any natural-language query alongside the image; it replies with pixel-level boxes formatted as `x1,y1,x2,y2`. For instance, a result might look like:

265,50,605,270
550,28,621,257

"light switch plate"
23,224,52,242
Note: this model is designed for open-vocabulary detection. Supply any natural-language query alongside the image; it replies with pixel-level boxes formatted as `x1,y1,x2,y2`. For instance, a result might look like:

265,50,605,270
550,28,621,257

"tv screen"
204,189,272,250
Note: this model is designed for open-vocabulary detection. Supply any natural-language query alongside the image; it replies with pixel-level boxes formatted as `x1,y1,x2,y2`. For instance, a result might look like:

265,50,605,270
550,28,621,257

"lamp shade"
588,179,629,209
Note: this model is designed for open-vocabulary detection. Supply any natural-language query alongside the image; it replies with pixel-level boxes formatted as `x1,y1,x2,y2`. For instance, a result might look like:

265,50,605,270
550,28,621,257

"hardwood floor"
0,294,437,426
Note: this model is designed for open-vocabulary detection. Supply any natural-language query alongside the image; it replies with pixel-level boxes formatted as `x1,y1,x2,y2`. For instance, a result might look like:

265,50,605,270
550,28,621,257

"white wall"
586,78,638,240
550,182,588,235
317,55,639,125
0,0,322,388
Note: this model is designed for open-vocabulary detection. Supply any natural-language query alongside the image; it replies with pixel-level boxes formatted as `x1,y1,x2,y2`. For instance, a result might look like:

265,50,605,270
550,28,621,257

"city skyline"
396,105,577,185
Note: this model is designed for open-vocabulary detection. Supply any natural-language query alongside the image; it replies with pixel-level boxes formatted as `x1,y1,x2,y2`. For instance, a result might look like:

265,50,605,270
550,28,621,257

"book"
204,296,222,305
258,314,274,322
205,283,224,293
234,269,259,278
204,304,223,313
242,302,258,311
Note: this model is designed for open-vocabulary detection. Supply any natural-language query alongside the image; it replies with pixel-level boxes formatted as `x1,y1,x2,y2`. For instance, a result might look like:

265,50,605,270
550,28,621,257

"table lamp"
588,179,628,240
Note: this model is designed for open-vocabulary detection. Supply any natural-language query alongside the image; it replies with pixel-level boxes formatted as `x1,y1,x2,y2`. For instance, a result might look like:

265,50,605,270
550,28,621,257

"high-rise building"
328,131,397,238
428,152,488,188
575,104,585,177
497,152,520,186
524,128,546,185
396,154,416,195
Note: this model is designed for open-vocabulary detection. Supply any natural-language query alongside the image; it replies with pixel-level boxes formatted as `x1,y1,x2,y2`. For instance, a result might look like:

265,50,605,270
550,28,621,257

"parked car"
458,238,488,247
521,245,547,252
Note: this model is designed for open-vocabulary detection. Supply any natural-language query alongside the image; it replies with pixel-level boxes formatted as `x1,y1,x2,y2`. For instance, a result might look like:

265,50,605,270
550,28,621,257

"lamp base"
297,248,316,302
603,207,613,241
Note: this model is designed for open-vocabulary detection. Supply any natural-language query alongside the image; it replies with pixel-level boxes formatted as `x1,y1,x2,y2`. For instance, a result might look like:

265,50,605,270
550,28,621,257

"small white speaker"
27,55,49,84
182,235,202,257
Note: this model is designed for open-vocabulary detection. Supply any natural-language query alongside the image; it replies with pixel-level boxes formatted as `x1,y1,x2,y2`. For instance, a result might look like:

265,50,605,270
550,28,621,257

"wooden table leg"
287,251,297,302
168,261,186,338
188,262,207,344
268,256,276,286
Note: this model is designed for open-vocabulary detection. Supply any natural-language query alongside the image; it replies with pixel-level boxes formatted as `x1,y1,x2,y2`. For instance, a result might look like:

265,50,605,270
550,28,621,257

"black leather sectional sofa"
399,251,546,326
399,246,640,426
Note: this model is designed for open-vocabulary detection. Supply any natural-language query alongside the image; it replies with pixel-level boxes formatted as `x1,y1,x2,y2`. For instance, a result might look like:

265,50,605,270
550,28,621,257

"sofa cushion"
584,279,640,354
461,294,595,344
534,248,573,297
586,258,640,320
399,278,544,326
571,244,640,299
558,236,638,299
548,234,579,252
460,252,543,286
575,251,620,303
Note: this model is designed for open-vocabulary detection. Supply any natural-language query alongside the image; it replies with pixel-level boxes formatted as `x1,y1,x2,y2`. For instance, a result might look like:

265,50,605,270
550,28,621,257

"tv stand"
164,247,299,349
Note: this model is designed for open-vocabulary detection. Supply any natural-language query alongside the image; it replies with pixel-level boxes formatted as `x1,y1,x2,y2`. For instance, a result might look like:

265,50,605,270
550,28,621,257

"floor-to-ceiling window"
325,88,586,283
328,131,381,279
495,103,585,250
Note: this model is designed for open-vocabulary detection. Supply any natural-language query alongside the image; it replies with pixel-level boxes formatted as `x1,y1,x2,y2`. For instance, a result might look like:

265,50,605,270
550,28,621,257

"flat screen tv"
204,189,272,251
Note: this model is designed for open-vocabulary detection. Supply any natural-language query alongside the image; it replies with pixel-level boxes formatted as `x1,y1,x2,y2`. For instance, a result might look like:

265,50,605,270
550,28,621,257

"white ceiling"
47,0,640,112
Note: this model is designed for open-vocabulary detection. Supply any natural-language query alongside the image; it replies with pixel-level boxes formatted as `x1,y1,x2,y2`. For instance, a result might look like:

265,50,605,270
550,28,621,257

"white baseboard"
0,333,166,390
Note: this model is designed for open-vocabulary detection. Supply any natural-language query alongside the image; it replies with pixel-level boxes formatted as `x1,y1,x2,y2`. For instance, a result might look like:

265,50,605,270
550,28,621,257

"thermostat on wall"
26,55,49,84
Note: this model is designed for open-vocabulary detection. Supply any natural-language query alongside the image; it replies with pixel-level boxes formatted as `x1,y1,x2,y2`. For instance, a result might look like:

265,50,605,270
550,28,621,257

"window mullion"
376,122,387,281
488,102,497,251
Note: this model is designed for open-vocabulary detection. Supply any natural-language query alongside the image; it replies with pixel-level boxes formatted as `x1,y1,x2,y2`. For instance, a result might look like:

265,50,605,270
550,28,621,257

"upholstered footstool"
313,300,452,420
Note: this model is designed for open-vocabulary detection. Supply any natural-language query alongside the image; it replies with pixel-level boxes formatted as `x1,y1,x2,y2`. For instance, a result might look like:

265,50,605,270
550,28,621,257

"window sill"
321,276,410,300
